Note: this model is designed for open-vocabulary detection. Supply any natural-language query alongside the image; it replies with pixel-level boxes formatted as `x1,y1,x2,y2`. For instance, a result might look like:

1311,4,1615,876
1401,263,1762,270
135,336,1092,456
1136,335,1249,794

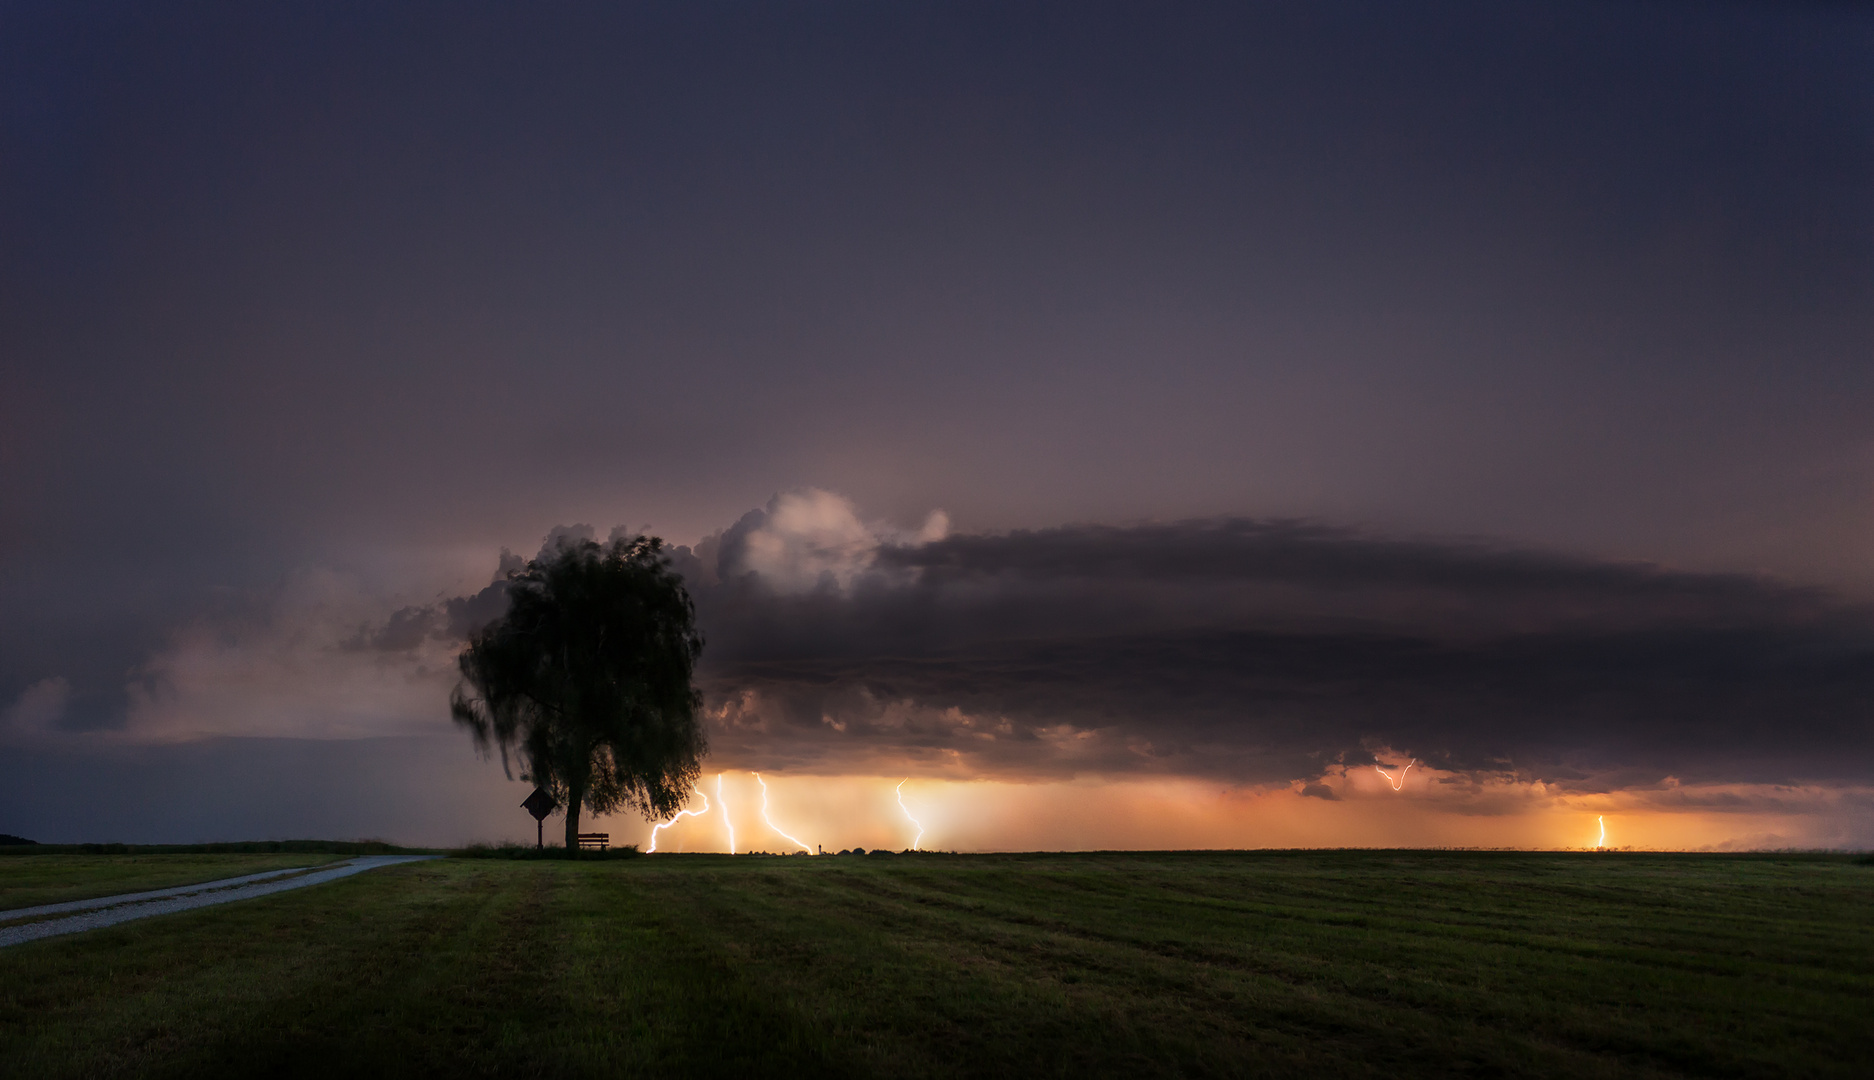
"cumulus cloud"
705,489,949,593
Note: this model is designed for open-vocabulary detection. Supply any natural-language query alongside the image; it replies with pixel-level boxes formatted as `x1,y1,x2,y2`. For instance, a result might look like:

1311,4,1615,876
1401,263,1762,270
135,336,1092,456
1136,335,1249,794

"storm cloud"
439,493,1874,789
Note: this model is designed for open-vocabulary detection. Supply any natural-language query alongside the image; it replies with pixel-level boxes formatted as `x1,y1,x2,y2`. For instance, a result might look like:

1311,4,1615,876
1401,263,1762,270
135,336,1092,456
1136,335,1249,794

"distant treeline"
0,839,432,857
452,842,641,860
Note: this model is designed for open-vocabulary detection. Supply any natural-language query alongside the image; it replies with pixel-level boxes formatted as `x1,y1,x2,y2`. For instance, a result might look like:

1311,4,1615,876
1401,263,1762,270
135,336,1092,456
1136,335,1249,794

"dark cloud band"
662,517,1874,786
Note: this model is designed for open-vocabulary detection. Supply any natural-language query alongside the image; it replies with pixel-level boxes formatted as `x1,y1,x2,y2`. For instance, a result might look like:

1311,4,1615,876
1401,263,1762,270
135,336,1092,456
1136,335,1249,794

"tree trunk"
563,787,583,852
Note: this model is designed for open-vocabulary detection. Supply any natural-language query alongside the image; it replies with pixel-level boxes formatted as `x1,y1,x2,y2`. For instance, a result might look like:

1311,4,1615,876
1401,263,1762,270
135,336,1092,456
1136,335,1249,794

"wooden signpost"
521,787,556,849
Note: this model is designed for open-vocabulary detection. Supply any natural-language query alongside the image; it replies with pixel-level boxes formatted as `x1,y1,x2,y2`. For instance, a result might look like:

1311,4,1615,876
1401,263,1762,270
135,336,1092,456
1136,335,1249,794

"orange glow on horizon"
592,767,1871,854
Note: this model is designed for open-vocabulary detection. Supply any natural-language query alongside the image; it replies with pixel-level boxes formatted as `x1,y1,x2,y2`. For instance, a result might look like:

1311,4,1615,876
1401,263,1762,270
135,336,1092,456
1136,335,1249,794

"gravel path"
0,855,438,948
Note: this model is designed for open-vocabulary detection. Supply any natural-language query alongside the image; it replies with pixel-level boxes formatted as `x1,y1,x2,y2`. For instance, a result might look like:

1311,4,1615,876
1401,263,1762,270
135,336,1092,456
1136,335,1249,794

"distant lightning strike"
717,773,735,854
646,784,711,853
754,772,814,853
896,779,924,851
1597,815,1606,850
1375,759,1416,791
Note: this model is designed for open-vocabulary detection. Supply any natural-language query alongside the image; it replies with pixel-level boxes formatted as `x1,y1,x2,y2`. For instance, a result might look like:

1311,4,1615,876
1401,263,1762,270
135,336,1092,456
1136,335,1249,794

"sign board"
521,788,557,821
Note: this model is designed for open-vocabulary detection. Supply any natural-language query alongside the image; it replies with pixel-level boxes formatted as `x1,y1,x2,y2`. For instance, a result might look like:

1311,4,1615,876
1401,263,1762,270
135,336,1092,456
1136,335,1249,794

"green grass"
0,851,1869,1078
0,853,345,911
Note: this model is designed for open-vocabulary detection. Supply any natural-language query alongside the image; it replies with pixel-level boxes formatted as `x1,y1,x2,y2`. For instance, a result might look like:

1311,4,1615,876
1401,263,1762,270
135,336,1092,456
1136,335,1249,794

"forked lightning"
897,778,924,851
755,772,814,853
1375,759,1416,791
646,784,712,853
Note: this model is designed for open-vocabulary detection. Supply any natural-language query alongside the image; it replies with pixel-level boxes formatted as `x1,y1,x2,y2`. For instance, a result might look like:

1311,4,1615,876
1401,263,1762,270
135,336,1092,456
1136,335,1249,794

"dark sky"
3,2,1871,845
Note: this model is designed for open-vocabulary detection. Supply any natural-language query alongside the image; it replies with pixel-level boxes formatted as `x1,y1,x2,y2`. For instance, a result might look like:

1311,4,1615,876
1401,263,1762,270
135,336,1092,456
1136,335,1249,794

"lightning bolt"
754,772,814,854
1374,759,1416,791
896,778,924,851
716,773,735,855
1597,814,1606,850
646,784,710,853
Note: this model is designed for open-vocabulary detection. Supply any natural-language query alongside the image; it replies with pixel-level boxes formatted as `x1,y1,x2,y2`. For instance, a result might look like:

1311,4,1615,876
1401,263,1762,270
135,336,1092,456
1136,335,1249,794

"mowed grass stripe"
702,857,1866,1076
770,864,1639,1076
654,863,1250,1076
0,853,1868,1078
878,862,1652,1077
611,862,1631,1075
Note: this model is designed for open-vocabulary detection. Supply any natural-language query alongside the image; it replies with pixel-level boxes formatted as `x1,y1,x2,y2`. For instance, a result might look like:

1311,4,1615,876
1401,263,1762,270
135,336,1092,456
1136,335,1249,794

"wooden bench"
576,832,610,851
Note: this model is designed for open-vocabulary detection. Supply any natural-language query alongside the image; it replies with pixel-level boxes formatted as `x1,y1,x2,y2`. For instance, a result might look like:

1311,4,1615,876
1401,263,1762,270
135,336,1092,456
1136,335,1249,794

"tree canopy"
451,535,706,849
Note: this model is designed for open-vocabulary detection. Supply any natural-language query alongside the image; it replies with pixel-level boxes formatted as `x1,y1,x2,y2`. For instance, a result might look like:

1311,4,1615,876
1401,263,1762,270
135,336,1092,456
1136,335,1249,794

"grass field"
0,851,1868,1078
0,853,345,911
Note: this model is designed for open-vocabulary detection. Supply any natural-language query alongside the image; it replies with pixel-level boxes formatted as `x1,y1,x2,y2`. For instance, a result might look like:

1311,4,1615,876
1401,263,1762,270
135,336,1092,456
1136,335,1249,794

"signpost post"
521,788,556,849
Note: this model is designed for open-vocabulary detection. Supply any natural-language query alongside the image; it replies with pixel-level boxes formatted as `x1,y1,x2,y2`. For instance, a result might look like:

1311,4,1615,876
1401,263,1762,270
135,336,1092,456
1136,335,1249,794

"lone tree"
451,535,706,850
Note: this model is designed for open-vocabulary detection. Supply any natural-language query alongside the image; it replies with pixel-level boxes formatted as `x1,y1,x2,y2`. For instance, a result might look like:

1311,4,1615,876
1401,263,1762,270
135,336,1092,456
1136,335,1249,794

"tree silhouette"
451,535,706,850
